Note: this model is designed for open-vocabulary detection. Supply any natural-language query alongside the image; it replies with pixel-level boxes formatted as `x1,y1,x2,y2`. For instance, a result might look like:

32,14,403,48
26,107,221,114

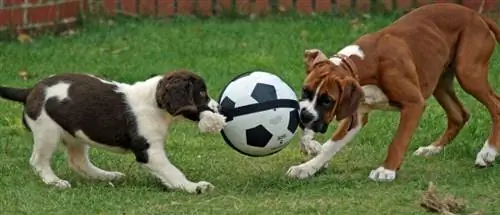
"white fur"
198,110,226,133
299,80,324,125
287,114,363,179
475,141,498,167
24,74,217,193
413,145,442,156
298,128,322,157
368,166,396,181
329,45,365,65
207,99,219,112
45,82,71,101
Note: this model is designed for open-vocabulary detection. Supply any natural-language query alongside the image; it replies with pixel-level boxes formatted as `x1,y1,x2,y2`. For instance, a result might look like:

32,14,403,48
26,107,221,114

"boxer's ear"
304,49,329,74
335,77,364,120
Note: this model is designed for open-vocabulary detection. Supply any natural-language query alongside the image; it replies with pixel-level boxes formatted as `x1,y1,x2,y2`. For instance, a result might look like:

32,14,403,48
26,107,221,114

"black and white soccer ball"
218,70,300,157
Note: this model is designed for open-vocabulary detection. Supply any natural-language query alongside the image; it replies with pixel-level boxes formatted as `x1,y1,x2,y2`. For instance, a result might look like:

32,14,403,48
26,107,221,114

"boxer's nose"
300,109,315,124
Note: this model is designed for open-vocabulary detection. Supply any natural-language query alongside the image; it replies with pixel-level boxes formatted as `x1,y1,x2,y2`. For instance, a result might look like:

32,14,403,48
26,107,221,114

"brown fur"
303,3,500,172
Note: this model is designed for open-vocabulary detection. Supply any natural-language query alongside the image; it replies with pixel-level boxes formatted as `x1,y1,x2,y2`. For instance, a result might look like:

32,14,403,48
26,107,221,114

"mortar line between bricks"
2,0,81,10
22,0,28,26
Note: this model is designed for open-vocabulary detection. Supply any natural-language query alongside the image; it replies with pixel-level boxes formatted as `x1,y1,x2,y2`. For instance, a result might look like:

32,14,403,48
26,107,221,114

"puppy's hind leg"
25,114,71,189
63,136,124,181
135,140,214,194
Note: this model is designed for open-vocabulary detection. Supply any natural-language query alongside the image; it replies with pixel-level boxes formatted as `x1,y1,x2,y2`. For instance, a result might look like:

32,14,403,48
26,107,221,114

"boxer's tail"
481,16,500,44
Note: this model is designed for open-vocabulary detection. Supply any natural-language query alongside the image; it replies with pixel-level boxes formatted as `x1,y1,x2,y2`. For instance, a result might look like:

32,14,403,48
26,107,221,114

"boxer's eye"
301,88,312,99
319,95,334,107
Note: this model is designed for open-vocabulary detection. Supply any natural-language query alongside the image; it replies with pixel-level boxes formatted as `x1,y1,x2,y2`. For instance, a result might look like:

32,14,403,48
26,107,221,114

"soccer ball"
218,70,300,157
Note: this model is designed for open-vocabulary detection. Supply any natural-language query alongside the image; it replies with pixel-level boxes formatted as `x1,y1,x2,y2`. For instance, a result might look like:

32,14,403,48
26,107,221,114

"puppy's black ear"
156,75,198,119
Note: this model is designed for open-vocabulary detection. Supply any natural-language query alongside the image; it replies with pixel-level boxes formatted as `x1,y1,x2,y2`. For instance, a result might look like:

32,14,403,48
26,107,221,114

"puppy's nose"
300,109,315,124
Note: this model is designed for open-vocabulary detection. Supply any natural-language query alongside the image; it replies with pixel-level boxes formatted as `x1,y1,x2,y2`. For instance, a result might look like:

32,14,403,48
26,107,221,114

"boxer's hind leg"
453,23,500,167
414,70,470,156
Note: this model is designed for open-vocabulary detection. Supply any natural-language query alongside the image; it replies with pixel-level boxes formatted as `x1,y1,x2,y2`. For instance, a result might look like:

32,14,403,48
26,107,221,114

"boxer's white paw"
286,164,317,179
368,166,396,182
475,141,498,167
413,145,442,157
299,139,322,157
98,171,125,181
47,179,72,189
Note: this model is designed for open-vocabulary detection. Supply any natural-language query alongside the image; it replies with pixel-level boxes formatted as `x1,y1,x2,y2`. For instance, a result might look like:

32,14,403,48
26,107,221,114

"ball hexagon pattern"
218,70,300,157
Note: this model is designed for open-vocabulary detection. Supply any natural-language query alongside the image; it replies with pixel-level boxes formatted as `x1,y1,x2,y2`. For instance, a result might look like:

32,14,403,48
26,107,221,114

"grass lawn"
1,13,500,215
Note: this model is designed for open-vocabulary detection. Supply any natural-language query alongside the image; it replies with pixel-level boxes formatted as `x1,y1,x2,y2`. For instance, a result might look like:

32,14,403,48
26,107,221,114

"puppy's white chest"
359,85,398,112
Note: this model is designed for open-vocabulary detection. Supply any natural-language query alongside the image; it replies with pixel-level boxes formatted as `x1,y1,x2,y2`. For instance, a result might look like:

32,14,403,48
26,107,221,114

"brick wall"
0,0,498,33
0,0,89,32
101,0,499,17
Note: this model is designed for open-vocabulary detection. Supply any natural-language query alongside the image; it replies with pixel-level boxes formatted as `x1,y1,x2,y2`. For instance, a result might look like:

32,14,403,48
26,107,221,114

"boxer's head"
299,49,364,133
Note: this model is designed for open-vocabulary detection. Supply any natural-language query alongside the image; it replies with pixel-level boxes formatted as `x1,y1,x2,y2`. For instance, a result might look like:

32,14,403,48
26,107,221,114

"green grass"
1,14,500,215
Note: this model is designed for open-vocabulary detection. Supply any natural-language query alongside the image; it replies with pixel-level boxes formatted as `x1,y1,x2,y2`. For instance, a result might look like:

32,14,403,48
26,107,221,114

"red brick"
463,0,496,12
196,0,212,16
0,9,12,26
356,0,370,12
236,0,250,15
157,0,174,16
315,0,332,13
277,0,293,12
396,0,412,10
382,0,393,11
121,0,137,15
416,0,431,6
336,0,351,13
102,0,116,15
81,0,90,13
59,1,80,19
4,0,37,7
215,0,231,13
177,0,193,15
215,0,231,12
139,0,156,15
28,5,57,23
253,0,270,14
484,0,497,12
296,0,312,14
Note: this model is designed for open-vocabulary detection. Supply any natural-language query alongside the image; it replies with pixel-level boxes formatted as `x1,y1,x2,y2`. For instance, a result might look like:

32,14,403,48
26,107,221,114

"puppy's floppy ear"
335,77,364,121
304,49,329,74
156,76,198,117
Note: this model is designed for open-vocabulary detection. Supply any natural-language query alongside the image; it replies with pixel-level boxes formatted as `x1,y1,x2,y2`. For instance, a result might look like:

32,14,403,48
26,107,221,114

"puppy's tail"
0,86,31,103
481,16,500,44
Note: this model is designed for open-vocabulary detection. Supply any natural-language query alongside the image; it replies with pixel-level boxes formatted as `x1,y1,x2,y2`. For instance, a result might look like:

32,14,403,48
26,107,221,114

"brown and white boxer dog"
286,3,500,182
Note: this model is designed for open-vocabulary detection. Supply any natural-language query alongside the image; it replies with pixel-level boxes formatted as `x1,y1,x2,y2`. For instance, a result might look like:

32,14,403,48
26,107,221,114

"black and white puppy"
0,70,226,194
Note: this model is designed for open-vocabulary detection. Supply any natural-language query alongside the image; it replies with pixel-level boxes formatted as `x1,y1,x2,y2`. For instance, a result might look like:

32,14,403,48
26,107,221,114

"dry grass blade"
420,182,482,215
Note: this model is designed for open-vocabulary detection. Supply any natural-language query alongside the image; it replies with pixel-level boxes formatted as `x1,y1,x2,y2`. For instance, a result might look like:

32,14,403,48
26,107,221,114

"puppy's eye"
200,91,207,97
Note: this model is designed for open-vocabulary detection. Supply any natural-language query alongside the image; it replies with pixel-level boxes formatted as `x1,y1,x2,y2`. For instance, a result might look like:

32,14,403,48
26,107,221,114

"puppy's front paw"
198,111,227,133
184,181,214,194
299,139,322,157
368,166,396,182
